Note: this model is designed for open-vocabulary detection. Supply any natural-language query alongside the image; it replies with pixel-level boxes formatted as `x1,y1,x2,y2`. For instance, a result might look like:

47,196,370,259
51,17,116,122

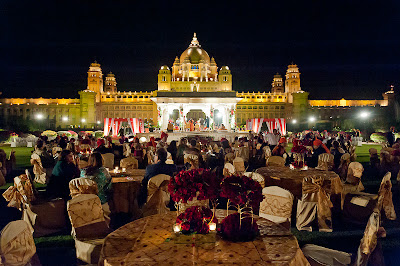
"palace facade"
0,33,396,131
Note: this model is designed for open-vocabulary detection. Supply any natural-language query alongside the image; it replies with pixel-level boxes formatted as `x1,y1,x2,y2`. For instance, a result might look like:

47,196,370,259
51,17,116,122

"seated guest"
330,140,344,169
156,132,168,150
132,137,144,166
167,140,178,163
272,137,287,157
309,139,330,168
138,148,177,206
185,139,204,168
175,138,188,165
47,150,80,199
80,152,111,204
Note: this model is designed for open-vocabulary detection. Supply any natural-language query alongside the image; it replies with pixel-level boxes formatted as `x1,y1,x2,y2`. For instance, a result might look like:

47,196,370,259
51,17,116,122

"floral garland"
176,206,217,234
168,168,220,203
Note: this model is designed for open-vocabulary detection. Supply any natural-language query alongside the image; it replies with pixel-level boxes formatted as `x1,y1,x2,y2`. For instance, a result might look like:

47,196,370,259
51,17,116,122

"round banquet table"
101,210,310,265
110,169,146,220
256,166,343,198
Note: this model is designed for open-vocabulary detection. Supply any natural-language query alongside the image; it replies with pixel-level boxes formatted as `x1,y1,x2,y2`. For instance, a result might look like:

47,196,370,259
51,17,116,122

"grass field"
0,145,34,169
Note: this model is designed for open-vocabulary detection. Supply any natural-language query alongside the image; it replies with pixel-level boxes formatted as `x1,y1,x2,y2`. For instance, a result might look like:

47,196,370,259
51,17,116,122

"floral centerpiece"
290,139,308,169
176,206,218,234
168,168,220,214
219,175,263,241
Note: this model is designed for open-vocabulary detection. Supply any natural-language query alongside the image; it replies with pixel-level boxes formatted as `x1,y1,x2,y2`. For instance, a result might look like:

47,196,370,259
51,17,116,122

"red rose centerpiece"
168,168,220,214
176,206,218,234
219,175,263,241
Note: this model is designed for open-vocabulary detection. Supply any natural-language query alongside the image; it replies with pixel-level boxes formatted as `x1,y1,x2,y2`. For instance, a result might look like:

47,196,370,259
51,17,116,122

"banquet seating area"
0,130,399,265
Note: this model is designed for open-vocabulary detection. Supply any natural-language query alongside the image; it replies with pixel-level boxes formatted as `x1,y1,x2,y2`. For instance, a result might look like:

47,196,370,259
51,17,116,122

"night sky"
1,0,400,100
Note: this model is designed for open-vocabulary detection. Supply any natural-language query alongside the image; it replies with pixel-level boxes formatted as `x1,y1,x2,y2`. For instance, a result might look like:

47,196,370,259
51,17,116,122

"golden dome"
179,33,210,64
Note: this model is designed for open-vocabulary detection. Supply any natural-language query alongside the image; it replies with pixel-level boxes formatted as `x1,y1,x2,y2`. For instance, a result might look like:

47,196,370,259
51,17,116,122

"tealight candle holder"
115,166,119,171
209,222,216,231
122,167,126,172
173,223,181,233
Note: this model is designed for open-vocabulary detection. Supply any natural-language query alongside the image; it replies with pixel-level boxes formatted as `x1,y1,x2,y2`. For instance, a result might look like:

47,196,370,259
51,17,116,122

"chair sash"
356,211,380,266
315,153,334,171
243,172,265,188
237,146,249,161
300,176,333,232
0,220,36,266
266,156,285,167
142,174,170,217
30,153,47,184
52,146,62,156
263,146,272,159
120,157,139,170
2,174,34,210
224,153,235,164
184,154,199,169
377,172,396,220
69,178,99,198
260,186,294,224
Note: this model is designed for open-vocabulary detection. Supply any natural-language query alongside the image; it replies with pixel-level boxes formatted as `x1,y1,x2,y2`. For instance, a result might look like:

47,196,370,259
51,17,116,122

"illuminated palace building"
0,33,396,131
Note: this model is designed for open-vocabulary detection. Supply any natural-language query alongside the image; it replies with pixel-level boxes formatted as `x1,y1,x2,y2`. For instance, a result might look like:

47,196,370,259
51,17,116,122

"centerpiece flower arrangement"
219,175,263,241
175,206,218,234
290,139,309,169
168,168,220,214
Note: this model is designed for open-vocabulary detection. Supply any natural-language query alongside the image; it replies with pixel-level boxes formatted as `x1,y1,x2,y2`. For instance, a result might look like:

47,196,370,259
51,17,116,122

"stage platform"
136,131,249,142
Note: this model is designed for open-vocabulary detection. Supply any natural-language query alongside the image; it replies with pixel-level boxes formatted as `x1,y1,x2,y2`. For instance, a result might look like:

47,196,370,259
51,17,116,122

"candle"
122,167,126,172
115,166,119,171
209,222,216,231
173,224,181,233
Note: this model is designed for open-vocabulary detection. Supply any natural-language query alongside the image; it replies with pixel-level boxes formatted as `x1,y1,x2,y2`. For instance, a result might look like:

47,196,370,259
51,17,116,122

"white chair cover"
315,153,334,171
223,163,235,177
142,174,171,217
120,157,138,169
123,143,131,157
263,146,272,159
0,220,37,266
243,172,265,188
302,244,351,266
266,156,285,167
102,153,115,169
233,157,245,174
67,194,109,264
260,186,294,225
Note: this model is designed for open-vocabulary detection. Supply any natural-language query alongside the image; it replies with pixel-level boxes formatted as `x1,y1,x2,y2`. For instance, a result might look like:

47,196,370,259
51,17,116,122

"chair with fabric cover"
147,149,155,165
30,153,47,184
102,153,115,169
2,174,66,237
236,146,249,162
69,178,98,198
342,172,396,226
67,194,111,264
296,176,333,232
224,153,235,164
343,162,365,194
120,156,138,170
184,154,199,169
223,163,236,177
315,153,334,171
266,156,285,167
263,145,272,160
142,174,171,217
260,186,294,228
302,210,382,266
349,145,357,162
52,146,62,156
233,157,245,174
243,172,265,188
0,220,40,266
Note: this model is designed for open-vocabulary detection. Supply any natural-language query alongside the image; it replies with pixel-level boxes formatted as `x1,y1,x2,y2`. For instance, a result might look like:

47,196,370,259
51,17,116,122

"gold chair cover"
233,157,245,174
337,153,351,180
102,153,115,169
0,220,36,266
184,154,199,169
224,153,235,164
266,156,285,167
69,177,99,198
2,174,35,210
67,194,106,231
343,162,365,194
260,186,294,224
263,145,272,160
315,153,334,171
30,153,47,184
377,172,396,220
297,176,333,232
237,146,250,162
356,211,380,266
120,157,139,169
223,163,235,177
142,174,170,217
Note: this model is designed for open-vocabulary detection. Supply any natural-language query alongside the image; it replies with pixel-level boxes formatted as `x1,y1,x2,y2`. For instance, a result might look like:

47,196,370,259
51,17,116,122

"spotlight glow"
35,114,44,120
308,117,316,122
62,116,68,122
292,119,297,124
81,118,86,123
360,112,369,118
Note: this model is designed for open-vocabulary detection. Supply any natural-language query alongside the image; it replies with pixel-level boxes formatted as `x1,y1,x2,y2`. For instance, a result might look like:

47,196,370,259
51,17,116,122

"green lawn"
0,145,34,169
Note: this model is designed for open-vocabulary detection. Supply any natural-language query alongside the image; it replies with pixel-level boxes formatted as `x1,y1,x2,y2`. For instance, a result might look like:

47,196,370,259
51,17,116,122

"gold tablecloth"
256,166,343,198
110,169,146,219
101,210,310,265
